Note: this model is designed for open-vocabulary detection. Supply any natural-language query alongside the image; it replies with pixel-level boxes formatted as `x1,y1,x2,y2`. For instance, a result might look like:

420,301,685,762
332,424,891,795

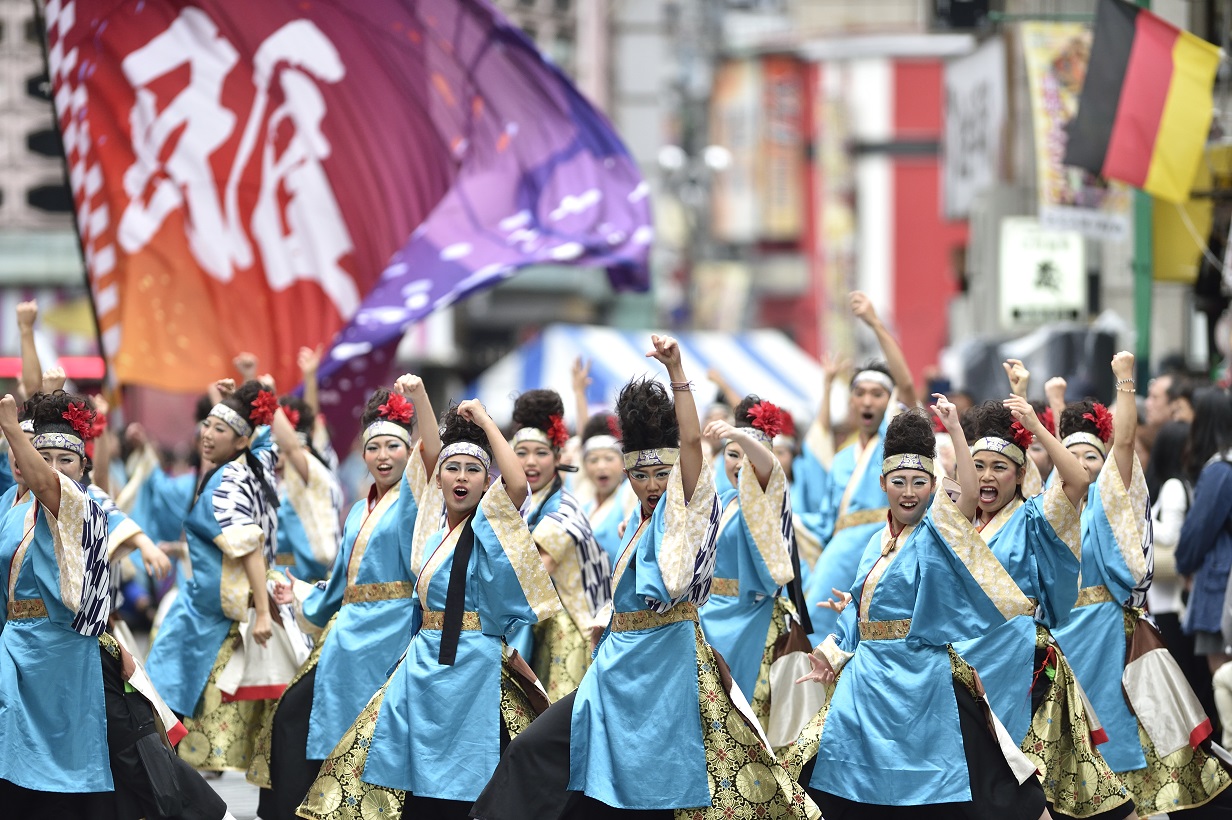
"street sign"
998,216,1086,327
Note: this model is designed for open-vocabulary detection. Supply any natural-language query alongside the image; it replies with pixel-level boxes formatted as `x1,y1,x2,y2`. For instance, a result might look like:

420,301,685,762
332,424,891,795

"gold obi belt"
7,598,48,620
342,581,415,606
1075,585,1117,608
858,618,911,641
421,610,481,631
611,602,699,633
834,508,888,533
274,553,297,566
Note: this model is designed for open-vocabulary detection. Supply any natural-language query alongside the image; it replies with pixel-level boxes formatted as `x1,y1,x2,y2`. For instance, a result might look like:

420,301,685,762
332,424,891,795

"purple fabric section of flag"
315,1,652,447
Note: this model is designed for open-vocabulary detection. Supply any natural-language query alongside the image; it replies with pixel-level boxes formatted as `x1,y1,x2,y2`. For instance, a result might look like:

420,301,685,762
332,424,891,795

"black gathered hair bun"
733,395,760,428
220,380,269,426
883,409,936,460
359,387,416,434
28,389,95,436
961,400,1015,444
440,404,493,459
1059,399,1100,439
511,389,565,434
616,378,678,453
581,412,617,443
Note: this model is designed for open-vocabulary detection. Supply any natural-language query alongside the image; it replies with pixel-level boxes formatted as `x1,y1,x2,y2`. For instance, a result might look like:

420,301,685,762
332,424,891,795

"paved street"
209,772,260,820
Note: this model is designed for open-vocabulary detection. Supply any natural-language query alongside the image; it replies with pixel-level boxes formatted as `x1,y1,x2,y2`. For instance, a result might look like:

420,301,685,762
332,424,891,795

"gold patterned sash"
611,602,698,632
342,581,415,606
8,598,48,620
1075,585,1116,608
420,610,481,631
711,578,739,597
858,618,911,641
1013,597,1040,617
834,508,888,533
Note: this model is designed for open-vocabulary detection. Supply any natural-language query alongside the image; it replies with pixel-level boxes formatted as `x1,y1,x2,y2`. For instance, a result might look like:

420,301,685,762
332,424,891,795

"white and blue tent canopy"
469,323,826,428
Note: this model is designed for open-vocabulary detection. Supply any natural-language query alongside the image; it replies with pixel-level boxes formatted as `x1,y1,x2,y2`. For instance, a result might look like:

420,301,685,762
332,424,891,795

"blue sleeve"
1177,463,1232,576
301,511,357,629
1024,489,1081,628
471,484,560,638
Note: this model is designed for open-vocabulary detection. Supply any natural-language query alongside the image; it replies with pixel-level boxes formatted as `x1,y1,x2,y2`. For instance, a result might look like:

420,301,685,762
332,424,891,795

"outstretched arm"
271,406,310,483
394,375,438,473
1110,351,1137,490
1006,395,1089,509
933,393,977,520
649,335,703,503
17,301,41,401
458,399,526,509
571,357,592,435
704,419,775,489
851,291,917,408
298,346,322,416
1004,359,1029,399
0,394,61,515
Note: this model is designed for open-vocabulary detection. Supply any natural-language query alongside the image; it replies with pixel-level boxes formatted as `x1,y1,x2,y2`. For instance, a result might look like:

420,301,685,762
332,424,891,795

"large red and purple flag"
46,0,651,443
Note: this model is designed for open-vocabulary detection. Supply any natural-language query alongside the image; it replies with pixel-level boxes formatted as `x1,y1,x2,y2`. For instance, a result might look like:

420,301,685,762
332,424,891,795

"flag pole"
1133,0,1153,391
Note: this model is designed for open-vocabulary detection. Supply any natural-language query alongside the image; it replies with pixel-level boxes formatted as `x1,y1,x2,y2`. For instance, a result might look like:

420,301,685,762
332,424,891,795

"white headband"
622,448,680,471
882,453,935,476
583,435,621,456
19,420,34,434
852,370,895,392
208,404,252,438
437,442,492,472
1062,432,1107,457
970,436,1026,467
363,420,411,447
32,431,85,457
512,427,551,448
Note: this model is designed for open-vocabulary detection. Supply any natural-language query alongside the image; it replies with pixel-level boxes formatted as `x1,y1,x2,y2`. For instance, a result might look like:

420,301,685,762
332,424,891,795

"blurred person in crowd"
1177,388,1232,680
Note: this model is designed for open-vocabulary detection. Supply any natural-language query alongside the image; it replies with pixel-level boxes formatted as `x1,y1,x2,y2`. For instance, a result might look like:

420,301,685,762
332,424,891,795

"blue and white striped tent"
469,323,826,427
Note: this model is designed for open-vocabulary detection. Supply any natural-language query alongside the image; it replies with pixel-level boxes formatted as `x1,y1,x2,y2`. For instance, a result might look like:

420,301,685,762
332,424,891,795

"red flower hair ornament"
250,390,279,427
282,406,301,430
749,401,784,439
1039,407,1056,437
779,410,797,439
1083,403,1114,443
62,402,96,440
1011,420,1034,450
378,392,415,424
607,415,623,440
546,414,570,448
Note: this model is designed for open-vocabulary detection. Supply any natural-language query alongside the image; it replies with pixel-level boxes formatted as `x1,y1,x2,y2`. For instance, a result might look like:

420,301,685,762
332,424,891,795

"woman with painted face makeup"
697,394,795,729
1052,354,1231,816
298,398,559,820
474,335,815,820
790,401,1050,819
948,399,1134,819
0,390,111,813
266,395,343,584
803,292,917,643
508,389,611,701
145,379,282,775
577,413,639,567
249,379,428,820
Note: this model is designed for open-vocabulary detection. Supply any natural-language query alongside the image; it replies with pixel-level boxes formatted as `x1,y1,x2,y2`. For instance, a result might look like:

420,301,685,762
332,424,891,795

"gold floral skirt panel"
1119,721,1232,815
296,654,539,820
676,626,820,820
749,596,797,732
176,622,272,773
248,614,337,788
1020,627,1131,818
531,612,591,702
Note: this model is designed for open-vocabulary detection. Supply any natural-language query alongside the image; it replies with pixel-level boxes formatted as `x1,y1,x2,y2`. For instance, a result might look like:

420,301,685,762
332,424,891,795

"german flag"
1065,0,1221,204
